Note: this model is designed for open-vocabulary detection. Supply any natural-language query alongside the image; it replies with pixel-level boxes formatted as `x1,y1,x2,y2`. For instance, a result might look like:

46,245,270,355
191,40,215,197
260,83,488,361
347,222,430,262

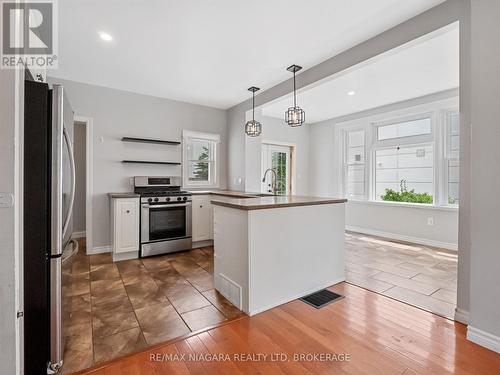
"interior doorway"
73,116,93,254
72,121,86,239
261,143,293,195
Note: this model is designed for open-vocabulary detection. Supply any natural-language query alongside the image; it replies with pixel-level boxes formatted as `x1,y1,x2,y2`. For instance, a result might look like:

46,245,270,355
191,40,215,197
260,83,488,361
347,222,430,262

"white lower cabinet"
192,195,214,242
110,197,139,260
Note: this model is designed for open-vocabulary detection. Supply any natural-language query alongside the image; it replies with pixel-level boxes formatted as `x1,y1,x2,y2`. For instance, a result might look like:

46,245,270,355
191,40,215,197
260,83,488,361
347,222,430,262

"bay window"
375,144,434,203
345,130,366,199
341,107,459,207
446,111,460,205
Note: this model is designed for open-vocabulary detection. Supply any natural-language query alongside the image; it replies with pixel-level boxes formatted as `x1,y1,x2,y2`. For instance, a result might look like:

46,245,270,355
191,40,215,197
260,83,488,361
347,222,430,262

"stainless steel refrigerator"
24,79,75,374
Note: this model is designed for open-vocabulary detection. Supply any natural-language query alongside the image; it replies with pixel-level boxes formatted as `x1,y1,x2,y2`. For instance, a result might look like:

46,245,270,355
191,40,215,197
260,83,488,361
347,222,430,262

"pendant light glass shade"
284,64,305,127
245,119,262,137
245,86,262,137
285,106,305,127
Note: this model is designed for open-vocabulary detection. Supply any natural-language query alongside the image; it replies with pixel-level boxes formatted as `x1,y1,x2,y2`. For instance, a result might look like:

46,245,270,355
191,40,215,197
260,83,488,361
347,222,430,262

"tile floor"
345,232,457,319
61,239,243,374
62,233,458,374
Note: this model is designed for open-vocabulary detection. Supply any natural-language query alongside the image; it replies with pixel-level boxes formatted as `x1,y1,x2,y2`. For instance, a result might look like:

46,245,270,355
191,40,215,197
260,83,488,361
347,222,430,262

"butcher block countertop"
210,195,347,210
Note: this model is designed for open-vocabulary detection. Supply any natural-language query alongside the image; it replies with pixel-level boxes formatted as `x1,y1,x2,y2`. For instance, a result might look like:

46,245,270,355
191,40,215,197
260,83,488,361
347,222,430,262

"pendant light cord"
293,71,297,108
252,90,255,121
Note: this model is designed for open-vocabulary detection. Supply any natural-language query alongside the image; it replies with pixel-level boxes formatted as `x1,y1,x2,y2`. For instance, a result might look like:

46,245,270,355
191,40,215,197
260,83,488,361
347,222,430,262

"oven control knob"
166,197,171,202
147,198,153,203
154,197,159,202
177,197,182,201
183,196,188,201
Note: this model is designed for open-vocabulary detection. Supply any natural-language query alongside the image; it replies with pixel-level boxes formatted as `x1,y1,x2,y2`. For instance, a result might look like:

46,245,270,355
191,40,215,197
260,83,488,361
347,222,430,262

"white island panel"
213,205,249,312
213,201,345,316
248,203,345,315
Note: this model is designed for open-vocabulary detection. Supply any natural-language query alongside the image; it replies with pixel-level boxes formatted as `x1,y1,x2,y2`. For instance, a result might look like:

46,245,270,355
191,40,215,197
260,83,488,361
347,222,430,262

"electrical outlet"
129,177,134,186
427,217,434,226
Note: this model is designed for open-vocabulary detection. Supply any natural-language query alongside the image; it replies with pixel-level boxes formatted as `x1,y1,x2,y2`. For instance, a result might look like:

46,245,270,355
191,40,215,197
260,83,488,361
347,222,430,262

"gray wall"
469,0,500,339
226,0,473,323
73,122,86,233
47,78,227,249
0,69,21,375
244,115,310,194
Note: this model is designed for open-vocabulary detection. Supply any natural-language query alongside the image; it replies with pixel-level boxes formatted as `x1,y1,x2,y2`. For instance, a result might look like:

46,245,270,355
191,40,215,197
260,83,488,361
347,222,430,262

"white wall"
47,78,227,250
0,69,22,375
467,0,500,351
244,114,310,195
346,202,458,249
72,122,86,233
309,95,459,250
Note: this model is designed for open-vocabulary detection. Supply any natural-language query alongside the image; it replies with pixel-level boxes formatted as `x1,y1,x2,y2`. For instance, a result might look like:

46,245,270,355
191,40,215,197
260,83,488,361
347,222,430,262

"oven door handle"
143,203,191,209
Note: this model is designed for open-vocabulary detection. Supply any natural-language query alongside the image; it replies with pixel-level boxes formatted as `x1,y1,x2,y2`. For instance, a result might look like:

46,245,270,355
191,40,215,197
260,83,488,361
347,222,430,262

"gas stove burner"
133,176,192,204
140,190,191,197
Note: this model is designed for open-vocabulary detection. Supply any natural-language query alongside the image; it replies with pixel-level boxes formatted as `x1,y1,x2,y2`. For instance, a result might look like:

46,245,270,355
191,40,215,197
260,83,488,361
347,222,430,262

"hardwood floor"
345,232,457,318
73,282,500,375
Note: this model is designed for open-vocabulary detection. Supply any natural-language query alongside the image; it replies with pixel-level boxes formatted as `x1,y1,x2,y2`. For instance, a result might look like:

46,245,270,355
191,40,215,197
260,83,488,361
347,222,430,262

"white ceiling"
261,25,459,123
52,0,445,109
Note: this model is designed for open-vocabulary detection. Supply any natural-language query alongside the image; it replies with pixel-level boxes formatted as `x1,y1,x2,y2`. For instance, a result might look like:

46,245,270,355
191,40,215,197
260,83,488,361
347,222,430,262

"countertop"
210,195,347,210
188,190,268,198
108,192,140,198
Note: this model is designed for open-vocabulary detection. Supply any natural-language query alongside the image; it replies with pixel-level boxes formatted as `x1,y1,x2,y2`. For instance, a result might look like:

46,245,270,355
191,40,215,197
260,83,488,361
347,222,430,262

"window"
345,130,366,199
340,104,459,208
375,144,434,203
183,131,220,188
446,111,460,204
377,117,432,140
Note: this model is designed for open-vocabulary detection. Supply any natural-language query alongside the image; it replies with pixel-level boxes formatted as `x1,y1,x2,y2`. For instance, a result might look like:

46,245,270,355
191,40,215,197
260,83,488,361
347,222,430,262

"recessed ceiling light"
347,90,356,96
98,32,113,42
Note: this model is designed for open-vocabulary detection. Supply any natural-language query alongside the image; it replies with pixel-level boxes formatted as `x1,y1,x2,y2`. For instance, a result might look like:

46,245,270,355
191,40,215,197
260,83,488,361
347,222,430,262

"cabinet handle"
126,210,130,213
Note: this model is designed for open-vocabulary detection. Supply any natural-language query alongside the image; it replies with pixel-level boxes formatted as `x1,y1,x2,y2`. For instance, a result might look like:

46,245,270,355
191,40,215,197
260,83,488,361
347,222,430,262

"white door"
261,144,291,195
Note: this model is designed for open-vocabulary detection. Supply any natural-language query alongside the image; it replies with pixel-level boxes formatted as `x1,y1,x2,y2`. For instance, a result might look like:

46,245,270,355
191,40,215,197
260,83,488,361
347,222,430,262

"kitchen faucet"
262,168,278,195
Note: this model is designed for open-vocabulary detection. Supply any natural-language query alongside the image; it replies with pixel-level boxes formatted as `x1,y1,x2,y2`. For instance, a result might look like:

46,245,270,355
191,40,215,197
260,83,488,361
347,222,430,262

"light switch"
0,193,14,208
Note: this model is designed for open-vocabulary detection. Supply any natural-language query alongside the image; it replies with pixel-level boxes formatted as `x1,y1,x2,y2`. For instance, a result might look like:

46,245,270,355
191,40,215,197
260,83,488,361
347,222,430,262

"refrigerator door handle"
62,126,76,239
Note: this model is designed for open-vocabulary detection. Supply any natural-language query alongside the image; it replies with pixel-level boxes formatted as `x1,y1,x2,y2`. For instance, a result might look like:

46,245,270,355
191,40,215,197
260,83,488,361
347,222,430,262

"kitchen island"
211,195,347,316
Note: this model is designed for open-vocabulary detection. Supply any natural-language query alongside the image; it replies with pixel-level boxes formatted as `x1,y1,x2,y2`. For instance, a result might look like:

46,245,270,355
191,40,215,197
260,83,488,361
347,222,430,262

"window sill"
347,199,459,212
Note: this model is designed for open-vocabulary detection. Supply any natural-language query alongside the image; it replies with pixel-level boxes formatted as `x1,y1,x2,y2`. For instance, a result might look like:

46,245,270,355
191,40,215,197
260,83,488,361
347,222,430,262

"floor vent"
300,289,343,309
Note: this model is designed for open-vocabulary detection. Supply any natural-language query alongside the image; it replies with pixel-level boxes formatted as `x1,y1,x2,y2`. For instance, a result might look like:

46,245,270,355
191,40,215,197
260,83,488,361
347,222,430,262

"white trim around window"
182,130,220,189
338,99,459,209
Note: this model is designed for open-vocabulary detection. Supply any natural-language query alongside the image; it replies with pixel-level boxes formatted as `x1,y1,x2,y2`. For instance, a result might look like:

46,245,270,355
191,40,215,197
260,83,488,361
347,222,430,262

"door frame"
261,140,297,195
73,115,94,254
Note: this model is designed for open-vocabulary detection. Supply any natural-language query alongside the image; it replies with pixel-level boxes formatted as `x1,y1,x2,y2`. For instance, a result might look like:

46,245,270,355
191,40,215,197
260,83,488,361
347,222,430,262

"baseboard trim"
467,325,500,353
88,245,111,255
248,277,345,316
454,308,469,324
71,231,86,239
192,240,213,249
346,225,457,251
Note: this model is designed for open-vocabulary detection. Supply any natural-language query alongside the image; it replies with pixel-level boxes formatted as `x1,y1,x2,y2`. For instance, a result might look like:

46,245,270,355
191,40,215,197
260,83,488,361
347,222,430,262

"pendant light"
284,64,305,127
245,86,262,137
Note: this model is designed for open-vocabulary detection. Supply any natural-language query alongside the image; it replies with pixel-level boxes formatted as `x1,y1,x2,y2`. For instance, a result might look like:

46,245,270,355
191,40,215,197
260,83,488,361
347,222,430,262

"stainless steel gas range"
134,176,192,257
